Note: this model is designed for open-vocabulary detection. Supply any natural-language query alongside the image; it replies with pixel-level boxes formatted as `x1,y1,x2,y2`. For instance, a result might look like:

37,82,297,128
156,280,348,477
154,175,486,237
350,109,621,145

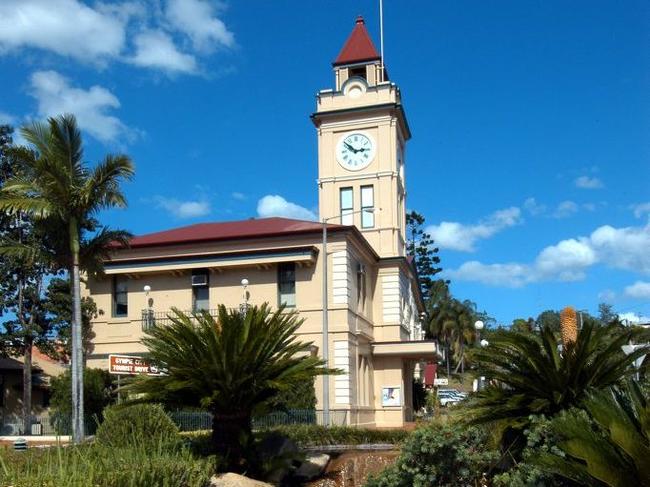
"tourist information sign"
108,354,165,376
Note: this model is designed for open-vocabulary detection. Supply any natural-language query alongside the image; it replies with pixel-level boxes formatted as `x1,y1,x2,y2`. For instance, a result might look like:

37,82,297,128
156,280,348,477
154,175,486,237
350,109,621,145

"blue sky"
1,0,649,325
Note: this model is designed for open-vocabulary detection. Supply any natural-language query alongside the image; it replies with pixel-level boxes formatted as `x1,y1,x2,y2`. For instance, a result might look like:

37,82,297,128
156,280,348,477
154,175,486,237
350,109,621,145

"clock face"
336,132,376,171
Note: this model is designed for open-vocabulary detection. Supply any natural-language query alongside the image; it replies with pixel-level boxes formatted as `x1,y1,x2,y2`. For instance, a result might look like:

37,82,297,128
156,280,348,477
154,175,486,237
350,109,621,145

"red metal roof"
333,16,381,66
124,217,345,248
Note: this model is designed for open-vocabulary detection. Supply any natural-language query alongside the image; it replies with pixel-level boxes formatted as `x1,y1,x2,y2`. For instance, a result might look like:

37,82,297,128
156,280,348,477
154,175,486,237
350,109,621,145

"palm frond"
82,154,134,213
124,304,335,414
80,227,132,276
464,322,649,430
534,381,650,487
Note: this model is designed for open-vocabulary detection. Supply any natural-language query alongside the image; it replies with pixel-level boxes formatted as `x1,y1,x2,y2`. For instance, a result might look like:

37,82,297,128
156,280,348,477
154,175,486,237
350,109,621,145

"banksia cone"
560,306,578,347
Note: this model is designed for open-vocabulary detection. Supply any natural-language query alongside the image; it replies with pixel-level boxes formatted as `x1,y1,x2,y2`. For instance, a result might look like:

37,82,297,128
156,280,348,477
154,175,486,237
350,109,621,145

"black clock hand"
344,142,358,153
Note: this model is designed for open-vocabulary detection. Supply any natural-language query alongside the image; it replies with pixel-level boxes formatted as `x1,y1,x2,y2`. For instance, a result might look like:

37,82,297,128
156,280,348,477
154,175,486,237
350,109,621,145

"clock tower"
312,16,411,258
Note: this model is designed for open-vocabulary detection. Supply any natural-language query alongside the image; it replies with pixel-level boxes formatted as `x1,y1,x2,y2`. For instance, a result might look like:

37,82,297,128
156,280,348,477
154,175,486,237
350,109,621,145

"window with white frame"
278,263,296,307
192,270,210,311
360,185,374,228
112,276,128,317
340,187,353,225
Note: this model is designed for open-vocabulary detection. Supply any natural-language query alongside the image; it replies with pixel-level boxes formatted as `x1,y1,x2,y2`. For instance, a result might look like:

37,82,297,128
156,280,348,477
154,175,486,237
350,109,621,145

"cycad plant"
560,306,578,347
124,304,333,472
464,321,649,432
535,380,650,487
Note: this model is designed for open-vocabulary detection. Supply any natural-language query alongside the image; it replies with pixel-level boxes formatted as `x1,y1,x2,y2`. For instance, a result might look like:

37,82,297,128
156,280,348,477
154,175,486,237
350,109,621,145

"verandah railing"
141,306,250,331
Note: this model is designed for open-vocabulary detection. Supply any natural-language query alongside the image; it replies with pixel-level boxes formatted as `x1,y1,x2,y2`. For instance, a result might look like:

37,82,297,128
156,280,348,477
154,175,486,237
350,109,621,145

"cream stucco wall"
314,80,409,259
85,229,427,426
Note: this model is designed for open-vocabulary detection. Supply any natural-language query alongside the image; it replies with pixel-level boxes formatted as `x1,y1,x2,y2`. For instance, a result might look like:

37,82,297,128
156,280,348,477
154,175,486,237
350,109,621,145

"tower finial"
356,15,365,24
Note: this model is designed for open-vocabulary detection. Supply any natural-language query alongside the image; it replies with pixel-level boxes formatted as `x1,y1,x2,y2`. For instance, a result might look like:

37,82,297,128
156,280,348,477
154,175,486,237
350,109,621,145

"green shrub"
365,422,498,487
267,377,317,411
492,416,569,487
264,424,409,446
50,368,114,434
95,404,179,448
0,442,214,487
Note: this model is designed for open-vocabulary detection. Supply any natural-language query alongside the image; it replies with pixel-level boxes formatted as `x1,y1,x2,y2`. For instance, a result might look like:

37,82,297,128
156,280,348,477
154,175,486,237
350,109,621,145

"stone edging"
302,443,398,452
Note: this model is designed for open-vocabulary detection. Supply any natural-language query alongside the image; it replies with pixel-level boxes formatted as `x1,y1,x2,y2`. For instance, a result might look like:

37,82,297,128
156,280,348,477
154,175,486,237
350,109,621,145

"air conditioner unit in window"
357,263,366,275
191,274,208,286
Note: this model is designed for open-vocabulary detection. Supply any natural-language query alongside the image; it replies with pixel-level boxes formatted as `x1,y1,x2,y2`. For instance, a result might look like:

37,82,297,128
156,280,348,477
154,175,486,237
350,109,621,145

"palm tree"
124,304,333,472
535,380,650,487
428,296,476,378
445,300,476,375
428,296,455,376
464,322,649,434
0,114,134,443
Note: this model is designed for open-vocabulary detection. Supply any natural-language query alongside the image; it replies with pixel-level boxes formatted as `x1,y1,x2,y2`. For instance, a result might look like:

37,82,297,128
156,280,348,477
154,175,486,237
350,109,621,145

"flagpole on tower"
379,0,385,75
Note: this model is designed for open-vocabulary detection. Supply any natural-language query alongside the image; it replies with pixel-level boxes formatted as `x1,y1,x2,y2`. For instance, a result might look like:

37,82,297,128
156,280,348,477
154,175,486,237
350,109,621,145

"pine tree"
406,211,442,297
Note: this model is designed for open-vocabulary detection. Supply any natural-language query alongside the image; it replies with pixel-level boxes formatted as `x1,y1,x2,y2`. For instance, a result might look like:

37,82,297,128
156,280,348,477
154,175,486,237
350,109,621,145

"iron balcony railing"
141,306,251,331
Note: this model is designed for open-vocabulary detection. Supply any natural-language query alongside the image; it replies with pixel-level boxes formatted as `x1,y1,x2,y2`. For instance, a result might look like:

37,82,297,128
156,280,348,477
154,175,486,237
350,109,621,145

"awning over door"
372,340,440,360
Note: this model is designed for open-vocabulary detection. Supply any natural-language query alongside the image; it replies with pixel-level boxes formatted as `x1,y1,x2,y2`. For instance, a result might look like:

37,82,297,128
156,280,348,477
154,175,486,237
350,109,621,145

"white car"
437,389,468,407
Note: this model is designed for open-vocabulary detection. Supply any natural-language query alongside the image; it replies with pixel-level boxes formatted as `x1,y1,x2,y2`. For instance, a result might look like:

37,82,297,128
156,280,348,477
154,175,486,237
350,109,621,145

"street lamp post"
321,207,375,426
240,278,250,315
474,320,485,391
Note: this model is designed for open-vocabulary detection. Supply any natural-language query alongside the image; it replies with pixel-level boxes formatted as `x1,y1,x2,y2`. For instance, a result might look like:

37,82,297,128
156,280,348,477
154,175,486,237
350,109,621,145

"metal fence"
1,409,348,437
0,415,99,437
169,409,348,432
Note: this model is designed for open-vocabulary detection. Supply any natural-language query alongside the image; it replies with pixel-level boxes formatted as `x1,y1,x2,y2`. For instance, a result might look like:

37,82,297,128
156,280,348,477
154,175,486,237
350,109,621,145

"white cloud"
426,206,521,252
575,175,603,189
231,192,246,201
624,281,650,300
0,0,126,63
29,70,134,143
523,197,546,216
552,200,579,219
447,261,532,288
257,195,317,221
582,203,597,212
153,196,211,219
0,0,234,75
534,238,596,280
631,202,650,219
166,0,234,52
447,221,650,287
618,312,650,324
0,112,17,125
129,30,197,73
590,224,650,274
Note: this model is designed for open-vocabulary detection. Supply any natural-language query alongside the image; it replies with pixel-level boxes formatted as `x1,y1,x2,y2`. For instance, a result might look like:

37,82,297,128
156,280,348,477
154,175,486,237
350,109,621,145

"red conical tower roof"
333,16,381,66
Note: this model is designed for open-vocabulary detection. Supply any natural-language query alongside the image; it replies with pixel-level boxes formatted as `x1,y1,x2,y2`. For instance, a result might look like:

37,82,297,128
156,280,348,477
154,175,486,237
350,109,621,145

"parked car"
437,388,468,407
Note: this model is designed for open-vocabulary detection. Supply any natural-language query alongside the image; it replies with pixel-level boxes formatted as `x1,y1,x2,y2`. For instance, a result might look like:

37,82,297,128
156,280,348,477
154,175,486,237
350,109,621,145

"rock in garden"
209,473,273,487
295,453,330,480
